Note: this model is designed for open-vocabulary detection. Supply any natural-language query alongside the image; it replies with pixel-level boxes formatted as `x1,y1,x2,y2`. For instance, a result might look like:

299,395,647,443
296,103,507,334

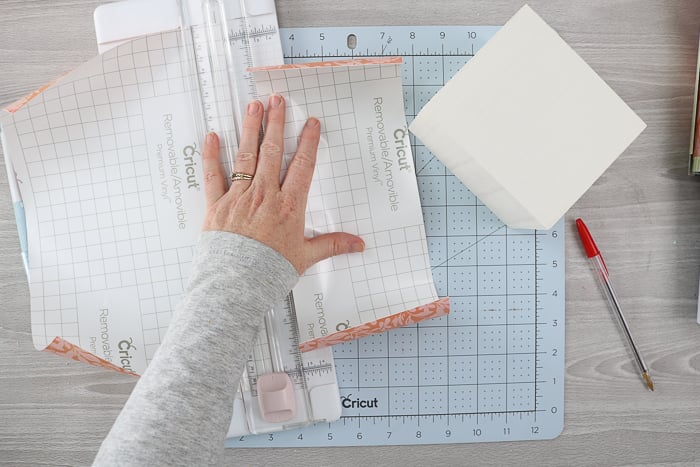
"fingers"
201,132,225,207
254,94,286,187
282,118,320,204
304,232,365,270
229,100,264,196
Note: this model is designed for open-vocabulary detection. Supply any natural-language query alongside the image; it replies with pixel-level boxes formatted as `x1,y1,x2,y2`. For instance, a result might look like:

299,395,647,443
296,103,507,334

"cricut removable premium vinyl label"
142,94,205,250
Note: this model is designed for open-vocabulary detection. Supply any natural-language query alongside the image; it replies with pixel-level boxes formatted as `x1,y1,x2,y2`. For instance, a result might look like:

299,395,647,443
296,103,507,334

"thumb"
304,232,365,269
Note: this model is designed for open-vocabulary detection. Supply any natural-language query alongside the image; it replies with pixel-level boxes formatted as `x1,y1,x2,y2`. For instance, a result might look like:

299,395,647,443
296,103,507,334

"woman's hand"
201,94,365,275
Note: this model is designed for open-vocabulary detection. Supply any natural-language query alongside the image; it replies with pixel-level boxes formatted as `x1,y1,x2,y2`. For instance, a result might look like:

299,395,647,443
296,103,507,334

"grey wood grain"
1,0,699,465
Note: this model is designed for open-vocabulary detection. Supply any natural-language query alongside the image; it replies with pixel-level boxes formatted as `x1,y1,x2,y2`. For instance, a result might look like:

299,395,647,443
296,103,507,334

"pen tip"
642,372,654,391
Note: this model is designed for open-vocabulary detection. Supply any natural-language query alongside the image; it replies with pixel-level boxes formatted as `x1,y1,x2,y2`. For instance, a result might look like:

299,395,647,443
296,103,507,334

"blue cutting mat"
227,25,565,447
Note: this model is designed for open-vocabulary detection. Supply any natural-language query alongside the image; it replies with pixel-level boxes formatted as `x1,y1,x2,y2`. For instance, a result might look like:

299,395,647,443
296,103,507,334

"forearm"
93,231,298,466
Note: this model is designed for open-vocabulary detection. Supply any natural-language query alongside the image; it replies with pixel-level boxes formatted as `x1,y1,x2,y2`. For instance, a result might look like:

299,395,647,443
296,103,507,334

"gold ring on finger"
231,172,254,182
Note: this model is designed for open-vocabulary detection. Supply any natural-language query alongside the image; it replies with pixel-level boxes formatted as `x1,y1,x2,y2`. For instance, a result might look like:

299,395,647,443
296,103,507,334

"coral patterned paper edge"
299,297,451,352
43,336,139,376
4,73,69,114
249,56,402,72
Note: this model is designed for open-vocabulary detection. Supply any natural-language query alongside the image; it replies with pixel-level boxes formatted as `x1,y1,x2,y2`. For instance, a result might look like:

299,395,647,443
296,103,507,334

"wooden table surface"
1,0,699,465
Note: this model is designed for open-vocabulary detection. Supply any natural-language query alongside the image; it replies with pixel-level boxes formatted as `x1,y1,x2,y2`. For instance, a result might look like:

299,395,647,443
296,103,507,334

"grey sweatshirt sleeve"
93,231,299,466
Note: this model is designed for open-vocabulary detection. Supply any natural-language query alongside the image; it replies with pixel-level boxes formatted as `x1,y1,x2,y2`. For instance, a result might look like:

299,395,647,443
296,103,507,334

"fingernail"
306,117,320,129
247,101,260,115
350,240,365,253
206,132,217,145
269,94,283,108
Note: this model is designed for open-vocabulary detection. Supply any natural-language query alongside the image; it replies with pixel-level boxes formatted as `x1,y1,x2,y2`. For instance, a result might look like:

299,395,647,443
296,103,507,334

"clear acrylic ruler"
226,26,565,447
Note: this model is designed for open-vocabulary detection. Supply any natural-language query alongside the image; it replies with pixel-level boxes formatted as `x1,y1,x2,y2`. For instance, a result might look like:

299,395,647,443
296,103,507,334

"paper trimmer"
94,0,343,436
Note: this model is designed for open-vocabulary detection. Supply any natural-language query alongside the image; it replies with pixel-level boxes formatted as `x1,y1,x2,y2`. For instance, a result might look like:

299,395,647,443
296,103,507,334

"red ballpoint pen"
575,218,654,391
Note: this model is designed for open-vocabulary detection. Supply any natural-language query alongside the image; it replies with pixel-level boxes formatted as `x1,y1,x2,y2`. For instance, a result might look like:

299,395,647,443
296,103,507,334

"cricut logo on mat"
341,394,379,409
